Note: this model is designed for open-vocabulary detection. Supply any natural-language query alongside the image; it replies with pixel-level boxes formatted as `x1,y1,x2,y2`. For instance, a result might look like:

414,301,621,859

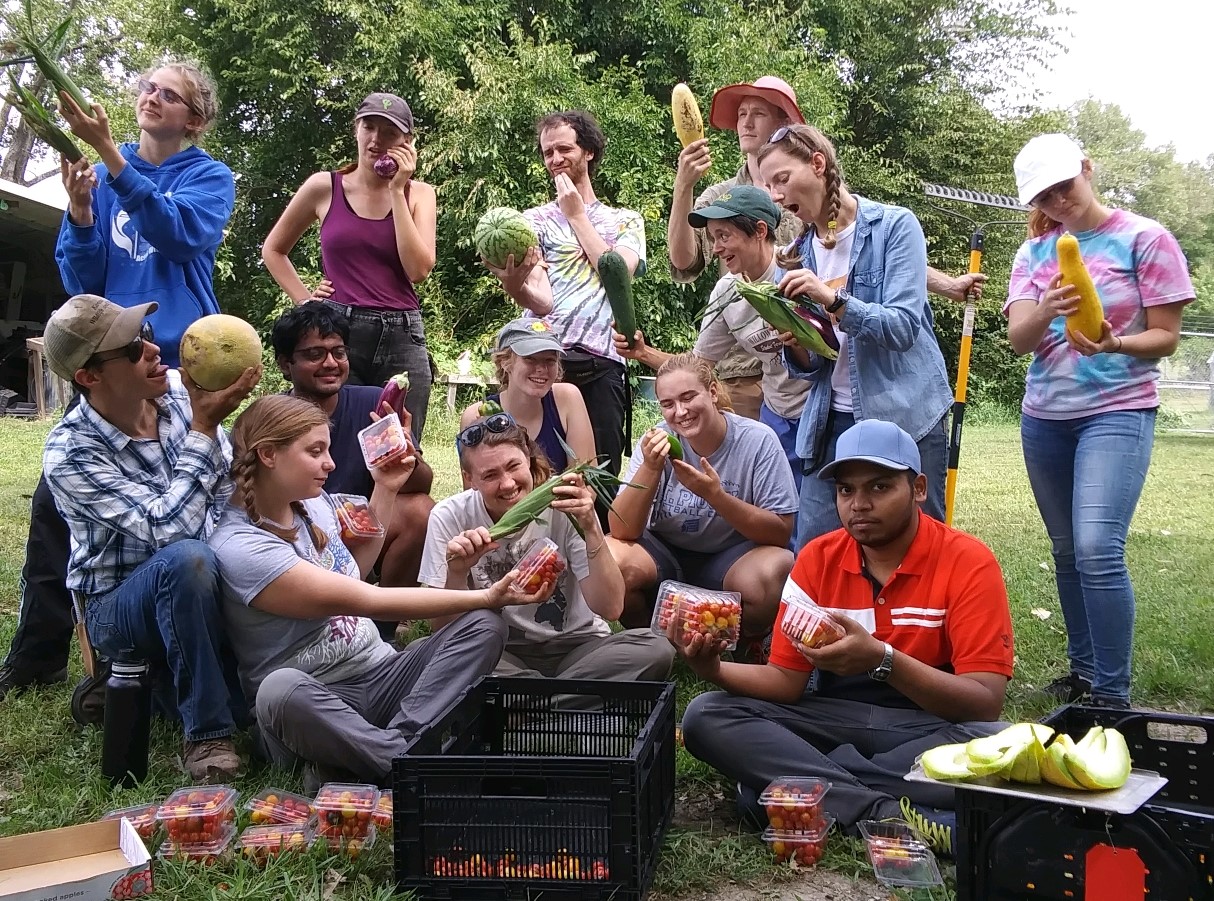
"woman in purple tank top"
262,92,438,440
459,318,596,472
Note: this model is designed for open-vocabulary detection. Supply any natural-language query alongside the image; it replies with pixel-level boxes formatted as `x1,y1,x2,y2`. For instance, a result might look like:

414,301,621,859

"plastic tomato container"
156,785,237,845
857,820,942,888
101,802,160,840
759,777,831,832
762,813,834,867
245,787,315,825
511,538,566,594
650,580,742,651
779,596,845,652
314,782,379,841
357,412,410,469
157,823,236,864
312,824,377,858
331,494,385,542
373,790,393,831
236,822,313,863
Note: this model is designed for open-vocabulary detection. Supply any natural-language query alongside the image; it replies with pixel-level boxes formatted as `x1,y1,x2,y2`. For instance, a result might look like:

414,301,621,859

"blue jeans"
85,540,242,742
1021,410,1155,702
760,403,803,493
796,412,947,550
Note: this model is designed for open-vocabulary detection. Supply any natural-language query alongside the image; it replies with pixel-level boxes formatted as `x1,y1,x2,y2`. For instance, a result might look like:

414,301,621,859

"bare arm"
392,180,437,284
608,430,668,541
666,140,712,272
262,173,331,303
489,246,556,316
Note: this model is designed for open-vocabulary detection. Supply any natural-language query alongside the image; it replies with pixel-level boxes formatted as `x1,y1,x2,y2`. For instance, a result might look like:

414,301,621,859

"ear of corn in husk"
722,280,840,360
5,74,82,161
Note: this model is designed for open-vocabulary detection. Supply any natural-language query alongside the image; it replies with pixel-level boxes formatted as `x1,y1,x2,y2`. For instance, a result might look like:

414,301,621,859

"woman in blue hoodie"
56,59,235,368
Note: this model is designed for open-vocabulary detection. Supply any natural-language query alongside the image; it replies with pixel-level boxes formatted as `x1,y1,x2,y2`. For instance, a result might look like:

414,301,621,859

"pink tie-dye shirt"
523,200,647,362
1005,209,1194,419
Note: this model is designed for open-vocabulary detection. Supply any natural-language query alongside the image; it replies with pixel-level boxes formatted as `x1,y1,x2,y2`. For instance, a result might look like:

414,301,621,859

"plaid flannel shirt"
43,372,234,598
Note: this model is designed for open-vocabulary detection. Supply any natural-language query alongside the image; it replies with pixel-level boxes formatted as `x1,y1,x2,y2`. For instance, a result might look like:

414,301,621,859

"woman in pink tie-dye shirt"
1003,133,1193,709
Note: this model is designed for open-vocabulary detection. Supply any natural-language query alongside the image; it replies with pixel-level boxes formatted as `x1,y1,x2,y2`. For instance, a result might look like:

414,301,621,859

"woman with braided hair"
207,395,551,788
756,125,953,549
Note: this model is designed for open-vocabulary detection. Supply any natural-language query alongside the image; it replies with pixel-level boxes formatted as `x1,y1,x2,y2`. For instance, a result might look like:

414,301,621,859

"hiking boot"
1040,672,1092,704
900,796,955,857
0,662,68,700
183,738,242,783
70,664,110,727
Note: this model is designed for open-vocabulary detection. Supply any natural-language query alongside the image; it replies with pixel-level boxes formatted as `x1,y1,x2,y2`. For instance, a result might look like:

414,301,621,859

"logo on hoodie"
111,209,157,263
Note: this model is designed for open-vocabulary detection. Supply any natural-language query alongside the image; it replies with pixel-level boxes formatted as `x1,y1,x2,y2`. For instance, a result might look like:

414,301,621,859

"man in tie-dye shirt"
487,110,646,484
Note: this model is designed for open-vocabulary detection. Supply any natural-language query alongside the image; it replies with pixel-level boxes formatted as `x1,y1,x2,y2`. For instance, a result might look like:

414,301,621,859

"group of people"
0,57,1194,854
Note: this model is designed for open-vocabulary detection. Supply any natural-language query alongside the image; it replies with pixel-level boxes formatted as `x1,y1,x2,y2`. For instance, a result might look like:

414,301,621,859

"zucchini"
599,250,637,348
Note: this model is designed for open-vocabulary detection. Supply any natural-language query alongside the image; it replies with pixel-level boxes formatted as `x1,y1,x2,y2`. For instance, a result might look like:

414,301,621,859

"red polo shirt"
769,512,1014,694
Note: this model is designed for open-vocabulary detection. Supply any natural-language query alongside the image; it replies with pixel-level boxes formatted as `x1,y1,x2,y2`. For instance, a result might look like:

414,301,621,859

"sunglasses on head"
768,125,794,145
88,320,155,368
137,79,199,115
456,412,517,450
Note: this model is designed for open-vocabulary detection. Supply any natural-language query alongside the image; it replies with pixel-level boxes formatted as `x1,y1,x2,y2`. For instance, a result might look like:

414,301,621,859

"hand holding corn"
549,473,599,535
57,90,114,155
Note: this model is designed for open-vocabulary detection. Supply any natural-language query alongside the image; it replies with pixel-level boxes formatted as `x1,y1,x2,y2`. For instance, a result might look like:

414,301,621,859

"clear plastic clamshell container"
101,801,160,840
357,412,410,469
857,819,943,888
331,494,385,542
780,595,845,653
236,822,313,863
510,538,567,593
650,580,742,651
157,823,236,864
245,786,316,825
314,782,379,841
156,785,237,845
759,776,831,832
762,812,834,867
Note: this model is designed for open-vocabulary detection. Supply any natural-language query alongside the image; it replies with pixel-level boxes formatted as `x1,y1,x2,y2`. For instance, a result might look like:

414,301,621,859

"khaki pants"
718,374,763,421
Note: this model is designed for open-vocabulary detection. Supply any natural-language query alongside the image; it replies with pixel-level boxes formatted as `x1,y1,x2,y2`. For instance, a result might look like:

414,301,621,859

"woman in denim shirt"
756,125,952,549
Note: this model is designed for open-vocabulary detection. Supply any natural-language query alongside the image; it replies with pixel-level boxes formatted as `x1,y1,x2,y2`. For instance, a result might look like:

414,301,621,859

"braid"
776,223,811,269
820,162,842,250
231,448,299,543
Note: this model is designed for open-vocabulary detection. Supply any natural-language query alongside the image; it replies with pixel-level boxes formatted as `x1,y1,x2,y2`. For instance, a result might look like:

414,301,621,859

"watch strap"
827,288,848,314
868,642,895,682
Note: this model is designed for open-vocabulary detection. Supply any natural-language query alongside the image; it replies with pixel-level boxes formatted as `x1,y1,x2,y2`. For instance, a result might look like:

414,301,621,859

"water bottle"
101,661,152,787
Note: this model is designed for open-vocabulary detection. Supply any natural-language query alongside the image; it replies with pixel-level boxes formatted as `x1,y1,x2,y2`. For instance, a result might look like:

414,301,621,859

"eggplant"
376,372,410,416
791,303,841,353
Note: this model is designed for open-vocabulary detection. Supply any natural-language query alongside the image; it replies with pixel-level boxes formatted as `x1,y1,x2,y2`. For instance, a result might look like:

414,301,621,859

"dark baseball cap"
688,184,781,231
355,93,413,135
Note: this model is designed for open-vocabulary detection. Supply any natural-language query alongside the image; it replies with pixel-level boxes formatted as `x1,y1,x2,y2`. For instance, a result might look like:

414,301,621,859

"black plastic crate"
956,704,1214,900
393,677,676,901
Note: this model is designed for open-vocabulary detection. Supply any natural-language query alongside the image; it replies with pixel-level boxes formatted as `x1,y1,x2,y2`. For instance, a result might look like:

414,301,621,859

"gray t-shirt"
208,495,393,703
419,490,610,647
619,412,798,553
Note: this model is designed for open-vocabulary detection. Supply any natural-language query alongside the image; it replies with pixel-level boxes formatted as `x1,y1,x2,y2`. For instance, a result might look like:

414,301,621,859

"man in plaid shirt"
41,294,260,782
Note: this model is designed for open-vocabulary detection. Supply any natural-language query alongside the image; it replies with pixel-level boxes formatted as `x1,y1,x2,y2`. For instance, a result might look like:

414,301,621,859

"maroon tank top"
319,172,419,311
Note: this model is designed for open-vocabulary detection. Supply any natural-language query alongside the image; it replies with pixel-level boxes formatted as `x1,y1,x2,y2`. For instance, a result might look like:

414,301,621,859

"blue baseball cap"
818,419,920,481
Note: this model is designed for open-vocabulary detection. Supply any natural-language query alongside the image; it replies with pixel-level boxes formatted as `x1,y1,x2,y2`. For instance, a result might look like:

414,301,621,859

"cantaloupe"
179,314,262,391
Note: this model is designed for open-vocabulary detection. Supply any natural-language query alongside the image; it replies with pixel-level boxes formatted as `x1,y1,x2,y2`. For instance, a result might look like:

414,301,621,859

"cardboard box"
0,818,153,901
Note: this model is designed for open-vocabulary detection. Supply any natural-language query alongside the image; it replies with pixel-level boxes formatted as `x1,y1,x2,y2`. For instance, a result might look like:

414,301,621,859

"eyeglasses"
1032,176,1077,207
768,125,794,145
456,412,517,450
137,79,199,115
88,321,155,368
293,344,350,363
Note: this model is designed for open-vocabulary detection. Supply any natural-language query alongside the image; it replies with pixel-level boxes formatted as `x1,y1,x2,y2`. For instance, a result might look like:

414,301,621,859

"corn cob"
671,83,704,147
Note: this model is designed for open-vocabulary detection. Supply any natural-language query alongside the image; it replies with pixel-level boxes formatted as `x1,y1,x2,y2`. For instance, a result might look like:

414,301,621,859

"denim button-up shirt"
785,196,952,468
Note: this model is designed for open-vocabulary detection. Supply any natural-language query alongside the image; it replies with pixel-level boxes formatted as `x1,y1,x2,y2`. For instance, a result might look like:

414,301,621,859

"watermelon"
475,207,538,269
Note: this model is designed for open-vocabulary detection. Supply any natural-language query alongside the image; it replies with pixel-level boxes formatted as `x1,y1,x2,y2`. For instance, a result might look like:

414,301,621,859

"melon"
179,314,263,391
474,207,538,269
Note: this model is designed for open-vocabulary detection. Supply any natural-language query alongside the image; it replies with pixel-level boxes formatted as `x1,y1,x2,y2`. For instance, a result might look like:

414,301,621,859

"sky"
1032,0,1213,163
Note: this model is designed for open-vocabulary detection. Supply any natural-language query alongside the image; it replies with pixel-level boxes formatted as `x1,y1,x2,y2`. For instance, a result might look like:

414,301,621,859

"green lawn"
1,403,1212,900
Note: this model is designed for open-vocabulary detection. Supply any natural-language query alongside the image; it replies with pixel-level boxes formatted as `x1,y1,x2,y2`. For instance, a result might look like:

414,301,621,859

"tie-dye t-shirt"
1005,209,1193,419
523,200,647,362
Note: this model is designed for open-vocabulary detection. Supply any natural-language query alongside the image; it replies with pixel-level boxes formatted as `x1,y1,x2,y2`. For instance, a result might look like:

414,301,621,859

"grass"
1,399,1213,900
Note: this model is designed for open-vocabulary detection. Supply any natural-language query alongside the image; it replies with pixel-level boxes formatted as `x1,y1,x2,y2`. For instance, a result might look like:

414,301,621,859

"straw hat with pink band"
708,76,806,132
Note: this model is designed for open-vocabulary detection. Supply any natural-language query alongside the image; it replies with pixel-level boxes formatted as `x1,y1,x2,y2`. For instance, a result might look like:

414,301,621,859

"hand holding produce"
1056,233,1104,342
671,83,705,147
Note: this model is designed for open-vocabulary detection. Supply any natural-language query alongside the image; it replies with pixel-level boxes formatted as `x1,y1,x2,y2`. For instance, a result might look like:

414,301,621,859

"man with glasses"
38,293,259,781
270,305,435,639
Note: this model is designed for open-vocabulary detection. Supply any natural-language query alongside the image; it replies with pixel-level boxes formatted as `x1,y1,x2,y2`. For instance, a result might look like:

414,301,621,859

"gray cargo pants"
494,628,675,681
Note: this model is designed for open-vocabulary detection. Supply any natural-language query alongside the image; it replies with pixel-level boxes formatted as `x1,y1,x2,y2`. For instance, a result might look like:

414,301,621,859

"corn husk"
5,75,82,161
731,280,839,360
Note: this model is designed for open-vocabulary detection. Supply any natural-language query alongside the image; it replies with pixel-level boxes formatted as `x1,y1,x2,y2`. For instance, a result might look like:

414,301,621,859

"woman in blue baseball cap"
614,184,808,489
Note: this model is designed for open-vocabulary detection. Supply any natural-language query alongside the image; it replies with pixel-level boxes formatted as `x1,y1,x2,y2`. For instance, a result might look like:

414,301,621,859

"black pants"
5,473,74,676
561,353,627,529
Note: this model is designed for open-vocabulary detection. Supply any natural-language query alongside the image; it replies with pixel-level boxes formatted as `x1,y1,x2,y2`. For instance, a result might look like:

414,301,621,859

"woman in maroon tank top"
262,93,438,440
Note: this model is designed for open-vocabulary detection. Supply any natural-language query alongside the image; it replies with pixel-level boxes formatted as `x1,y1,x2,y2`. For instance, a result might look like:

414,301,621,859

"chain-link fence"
1159,315,1214,430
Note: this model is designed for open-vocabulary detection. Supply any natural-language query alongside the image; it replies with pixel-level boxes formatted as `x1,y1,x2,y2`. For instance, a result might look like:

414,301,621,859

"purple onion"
373,155,398,179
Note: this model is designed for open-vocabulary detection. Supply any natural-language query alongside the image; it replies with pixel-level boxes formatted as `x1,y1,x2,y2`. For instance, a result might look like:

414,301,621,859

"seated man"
680,420,1012,855
41,293,258,781
271,305,435,636
419,414,673,684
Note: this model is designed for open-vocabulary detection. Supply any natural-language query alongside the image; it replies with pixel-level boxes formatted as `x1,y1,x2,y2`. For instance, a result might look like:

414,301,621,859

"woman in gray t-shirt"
207,395,547,787
608,354,797,644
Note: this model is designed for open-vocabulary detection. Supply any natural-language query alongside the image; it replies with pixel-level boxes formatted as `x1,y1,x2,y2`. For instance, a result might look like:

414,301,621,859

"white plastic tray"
904,764,1167,815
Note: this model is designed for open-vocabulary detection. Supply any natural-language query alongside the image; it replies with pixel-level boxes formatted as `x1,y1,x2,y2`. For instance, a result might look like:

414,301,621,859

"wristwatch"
868,642,895,682
827,288,850,314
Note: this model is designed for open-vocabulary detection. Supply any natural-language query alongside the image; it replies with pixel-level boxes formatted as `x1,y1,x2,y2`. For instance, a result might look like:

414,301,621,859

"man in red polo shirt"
679,419,1013,855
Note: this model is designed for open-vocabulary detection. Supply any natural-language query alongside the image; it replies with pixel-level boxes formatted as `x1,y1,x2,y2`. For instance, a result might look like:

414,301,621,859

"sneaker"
0,662,68,700
183,738,242,783
1088,694,1131,710
899,796,955,857
1040,672,1092,704
736,781,767,830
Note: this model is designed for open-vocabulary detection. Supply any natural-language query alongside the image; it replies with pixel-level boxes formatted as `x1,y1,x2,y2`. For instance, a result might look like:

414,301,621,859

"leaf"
321,868,345,901
1039,562,1050,571
1030,607,1051,620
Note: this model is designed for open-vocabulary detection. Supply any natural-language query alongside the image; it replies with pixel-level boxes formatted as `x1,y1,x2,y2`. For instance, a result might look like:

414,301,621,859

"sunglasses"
456,412,517,450
137,79,199,115
88,321,155,368
294,344,350,363
768,125,794,145
1032,176,1078,207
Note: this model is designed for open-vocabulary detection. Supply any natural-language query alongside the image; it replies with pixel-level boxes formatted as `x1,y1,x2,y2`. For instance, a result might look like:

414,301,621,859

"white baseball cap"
1014,133,1086,206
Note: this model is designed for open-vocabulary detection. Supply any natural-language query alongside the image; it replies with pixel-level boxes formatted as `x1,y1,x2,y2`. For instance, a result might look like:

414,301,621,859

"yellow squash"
1056,233,1104,341
671,83,704,147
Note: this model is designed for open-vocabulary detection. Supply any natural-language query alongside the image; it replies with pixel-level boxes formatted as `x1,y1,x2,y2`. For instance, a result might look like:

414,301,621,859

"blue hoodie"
55,143,236,367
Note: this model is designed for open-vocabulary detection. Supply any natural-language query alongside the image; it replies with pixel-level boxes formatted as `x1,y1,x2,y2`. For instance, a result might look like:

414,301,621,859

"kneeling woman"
208,396,547,787
607,354,797,640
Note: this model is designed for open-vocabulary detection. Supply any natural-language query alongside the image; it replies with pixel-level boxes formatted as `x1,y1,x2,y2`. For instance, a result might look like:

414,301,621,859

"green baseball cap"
688,184,781,231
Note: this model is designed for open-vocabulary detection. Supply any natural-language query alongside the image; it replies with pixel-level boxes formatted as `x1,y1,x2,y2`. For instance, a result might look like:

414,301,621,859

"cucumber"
599,250,637,348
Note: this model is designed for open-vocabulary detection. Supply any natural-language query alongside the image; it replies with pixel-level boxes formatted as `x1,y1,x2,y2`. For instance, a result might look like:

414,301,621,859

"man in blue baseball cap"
677,419,1015,857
